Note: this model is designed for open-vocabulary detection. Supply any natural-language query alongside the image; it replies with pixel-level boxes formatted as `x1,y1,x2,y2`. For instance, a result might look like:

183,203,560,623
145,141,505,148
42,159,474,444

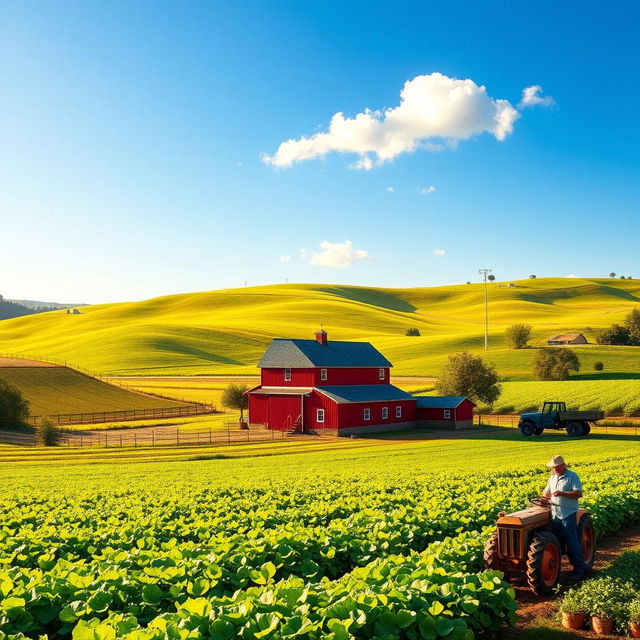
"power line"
478,268,492,351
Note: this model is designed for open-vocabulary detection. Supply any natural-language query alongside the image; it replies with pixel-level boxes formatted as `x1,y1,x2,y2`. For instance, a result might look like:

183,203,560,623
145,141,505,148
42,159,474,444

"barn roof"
315,384,412,404
257,338,392,368
548,333,585,342
415,396,474,409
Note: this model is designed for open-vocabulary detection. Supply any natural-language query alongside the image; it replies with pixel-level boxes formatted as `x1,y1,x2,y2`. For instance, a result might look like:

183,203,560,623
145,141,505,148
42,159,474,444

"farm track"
513,522,640,638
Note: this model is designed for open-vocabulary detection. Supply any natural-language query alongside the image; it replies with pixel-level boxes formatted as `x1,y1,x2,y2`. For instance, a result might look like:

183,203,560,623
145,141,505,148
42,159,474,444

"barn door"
267,396,302,430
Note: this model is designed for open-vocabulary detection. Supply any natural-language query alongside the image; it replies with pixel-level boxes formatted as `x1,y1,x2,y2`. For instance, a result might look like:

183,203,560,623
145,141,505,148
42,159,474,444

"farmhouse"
415,396,476,430
547,333,588,345
247,330,473,436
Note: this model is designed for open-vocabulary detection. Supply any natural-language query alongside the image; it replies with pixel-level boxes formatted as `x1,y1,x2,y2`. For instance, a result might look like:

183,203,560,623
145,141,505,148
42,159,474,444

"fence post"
120,434,123,447
152,430,155,446
228,425,231,445
177,428,179,445
134,433,137,447
80,435,83,447
209,428,212,444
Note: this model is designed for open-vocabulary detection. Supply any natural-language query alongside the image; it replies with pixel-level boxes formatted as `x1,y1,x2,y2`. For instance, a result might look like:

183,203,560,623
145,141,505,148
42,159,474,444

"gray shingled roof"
315,384,412,404
257,339,392,368
415,396,474,408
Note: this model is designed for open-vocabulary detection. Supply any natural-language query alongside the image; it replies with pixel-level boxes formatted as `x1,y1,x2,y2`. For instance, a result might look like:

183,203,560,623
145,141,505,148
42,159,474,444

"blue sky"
1,1,638,303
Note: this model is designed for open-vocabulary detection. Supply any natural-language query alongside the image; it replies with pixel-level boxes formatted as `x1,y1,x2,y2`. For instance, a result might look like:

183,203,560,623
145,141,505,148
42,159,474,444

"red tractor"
484,497,596,595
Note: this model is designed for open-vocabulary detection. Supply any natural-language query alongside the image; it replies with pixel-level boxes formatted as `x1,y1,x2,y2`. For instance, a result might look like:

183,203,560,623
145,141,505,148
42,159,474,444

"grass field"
0,277,639,378
0,365,187,417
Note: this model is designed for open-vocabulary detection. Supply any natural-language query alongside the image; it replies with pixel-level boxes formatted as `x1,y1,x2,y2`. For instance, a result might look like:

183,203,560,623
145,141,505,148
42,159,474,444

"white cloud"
279,256,291,263
307,240,371,268
433,249,446,256
262,72,521,170
520,85,555,108
386,186,395,193
419,185,436,195
566,273,577,278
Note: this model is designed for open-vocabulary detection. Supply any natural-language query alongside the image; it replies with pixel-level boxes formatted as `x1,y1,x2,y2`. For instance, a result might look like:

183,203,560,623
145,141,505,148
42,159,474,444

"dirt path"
512,523,640,638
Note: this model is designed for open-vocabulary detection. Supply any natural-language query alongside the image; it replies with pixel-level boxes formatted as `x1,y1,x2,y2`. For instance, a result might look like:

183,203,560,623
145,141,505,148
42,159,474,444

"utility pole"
478,268,492,351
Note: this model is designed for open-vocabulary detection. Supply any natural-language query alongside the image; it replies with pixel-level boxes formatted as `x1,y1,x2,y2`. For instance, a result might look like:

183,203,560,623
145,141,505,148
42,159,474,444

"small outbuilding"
415,396,476,430
547,333,588,345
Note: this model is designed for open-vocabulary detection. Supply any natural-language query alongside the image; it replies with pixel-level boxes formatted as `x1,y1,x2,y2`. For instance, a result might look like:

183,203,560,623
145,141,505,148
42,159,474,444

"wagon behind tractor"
484,497,596,595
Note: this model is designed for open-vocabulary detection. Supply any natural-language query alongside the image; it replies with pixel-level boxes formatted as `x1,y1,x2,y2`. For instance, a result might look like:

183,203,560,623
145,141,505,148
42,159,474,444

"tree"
594,361,604,372
529,274,537,279
405,327,421,336
35,417,62,446
610,272,616,278
505,323,532,349
487,274,496,282
597,324,630,346
532,348,580,381
620,275,626,280
436,352,501,405
625,308,640,346
0,380,30,430
221,383,249,421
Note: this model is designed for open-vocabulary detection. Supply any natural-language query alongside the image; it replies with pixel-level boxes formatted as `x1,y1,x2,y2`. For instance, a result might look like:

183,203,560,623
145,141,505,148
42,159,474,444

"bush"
532,348,580,381
436,352,501,405
35,417,62,446
558,588,586,615
505,323,532,349
629,599,640,624
594,361,604,371
0,379,30,430
221,383,249,421
405,327,421,336
574,577,636,627
597,323,631,346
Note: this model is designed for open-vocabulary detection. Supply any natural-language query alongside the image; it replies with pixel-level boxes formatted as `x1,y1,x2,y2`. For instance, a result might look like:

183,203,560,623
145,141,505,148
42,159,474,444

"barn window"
284,368,291,381
444,409,451,419
382,407,388,419
379,368,385,380
317,409,325,423
395,406,402,418
363,408,371,421
320,368,327,381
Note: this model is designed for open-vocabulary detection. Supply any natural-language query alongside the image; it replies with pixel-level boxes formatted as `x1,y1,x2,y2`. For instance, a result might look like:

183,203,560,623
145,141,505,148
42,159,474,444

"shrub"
0,379,30,430
606,404,625,416
629,599,640,624
597,323,631,345
35,417,62,446
221,383,249,421
529,274,537,279
405,327,421,336
436,352,501,405
593,361,604,371
576,576,636,624
532,348,580,381
558,588,586,615
505,323,532,349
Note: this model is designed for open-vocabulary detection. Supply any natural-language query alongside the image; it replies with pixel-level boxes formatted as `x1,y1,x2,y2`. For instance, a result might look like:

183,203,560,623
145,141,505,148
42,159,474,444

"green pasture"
0,366,186,417
0,277,638,377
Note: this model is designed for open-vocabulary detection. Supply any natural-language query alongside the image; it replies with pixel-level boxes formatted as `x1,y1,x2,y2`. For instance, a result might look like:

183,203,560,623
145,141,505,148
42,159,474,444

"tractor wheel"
533,425,544,436
519,421,534,436
566,421,583,437
578,514,596,573
484,531,500,570
582,422,591,436
526,531,562,596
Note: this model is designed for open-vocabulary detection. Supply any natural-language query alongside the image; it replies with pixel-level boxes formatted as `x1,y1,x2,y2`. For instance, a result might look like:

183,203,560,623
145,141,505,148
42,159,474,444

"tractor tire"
533,425,544,436
578,514,596,573
566,421,583,437
484,531,500,570
519,421,534,436
582,422,591,436
526,531,562,596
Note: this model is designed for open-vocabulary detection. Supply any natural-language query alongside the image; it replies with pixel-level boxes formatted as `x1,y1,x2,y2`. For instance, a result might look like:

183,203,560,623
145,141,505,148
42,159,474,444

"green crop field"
1,431,639,639
0,366,187,417
0,277,639,378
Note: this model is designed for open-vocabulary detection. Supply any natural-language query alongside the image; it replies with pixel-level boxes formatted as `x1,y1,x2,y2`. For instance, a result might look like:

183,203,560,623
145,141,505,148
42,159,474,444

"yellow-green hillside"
0,278,639,377
0,365,187,416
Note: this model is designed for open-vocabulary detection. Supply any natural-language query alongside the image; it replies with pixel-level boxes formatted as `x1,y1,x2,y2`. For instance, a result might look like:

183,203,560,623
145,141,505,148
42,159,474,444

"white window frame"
363,408,371,421
316,409,325,423
395,406,402,418
320,368,327,381
382,407,388,420
443,409,451,419
284,368,291,382
379,368,385,380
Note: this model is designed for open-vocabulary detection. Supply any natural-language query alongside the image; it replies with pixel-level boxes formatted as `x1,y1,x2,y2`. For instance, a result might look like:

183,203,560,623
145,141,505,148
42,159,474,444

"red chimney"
315,329,328,345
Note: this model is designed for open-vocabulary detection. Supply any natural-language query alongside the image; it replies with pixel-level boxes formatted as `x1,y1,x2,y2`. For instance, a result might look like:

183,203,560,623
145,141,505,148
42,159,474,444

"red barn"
415,396,476,429
248,330,416,436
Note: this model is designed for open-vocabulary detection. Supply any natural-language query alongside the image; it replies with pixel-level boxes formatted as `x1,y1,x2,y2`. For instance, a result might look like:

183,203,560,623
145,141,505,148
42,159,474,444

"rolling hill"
0,278,639,378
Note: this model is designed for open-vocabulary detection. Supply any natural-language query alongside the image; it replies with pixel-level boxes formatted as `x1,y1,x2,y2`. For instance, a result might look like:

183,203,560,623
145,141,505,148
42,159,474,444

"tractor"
484,497,596,595
519,401,604,437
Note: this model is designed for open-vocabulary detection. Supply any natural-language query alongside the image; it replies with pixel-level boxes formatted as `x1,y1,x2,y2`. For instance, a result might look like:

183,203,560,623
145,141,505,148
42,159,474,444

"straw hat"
546,454,566,467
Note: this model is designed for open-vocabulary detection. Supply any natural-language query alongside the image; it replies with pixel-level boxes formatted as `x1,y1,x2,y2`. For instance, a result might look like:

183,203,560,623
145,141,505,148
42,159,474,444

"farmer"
542,454,586,580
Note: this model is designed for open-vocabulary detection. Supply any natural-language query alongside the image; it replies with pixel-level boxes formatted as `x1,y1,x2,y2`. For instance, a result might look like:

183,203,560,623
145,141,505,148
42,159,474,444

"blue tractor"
519,401,604,437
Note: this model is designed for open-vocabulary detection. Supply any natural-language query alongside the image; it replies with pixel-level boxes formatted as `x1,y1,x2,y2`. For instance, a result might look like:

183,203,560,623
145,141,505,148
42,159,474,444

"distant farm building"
547,333,588,345
416,396,476,430
247,330,474,436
